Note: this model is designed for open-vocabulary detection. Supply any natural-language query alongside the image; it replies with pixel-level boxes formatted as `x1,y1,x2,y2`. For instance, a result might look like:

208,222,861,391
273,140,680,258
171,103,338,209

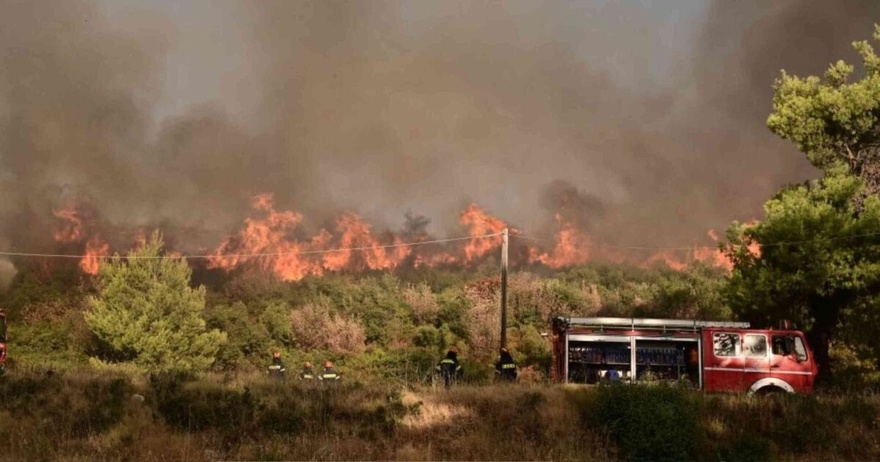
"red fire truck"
551,317,817,394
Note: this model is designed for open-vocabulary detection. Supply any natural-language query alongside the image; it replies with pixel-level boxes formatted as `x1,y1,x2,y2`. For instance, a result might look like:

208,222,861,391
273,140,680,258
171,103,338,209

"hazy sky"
2,0,879,264
97,0,709,124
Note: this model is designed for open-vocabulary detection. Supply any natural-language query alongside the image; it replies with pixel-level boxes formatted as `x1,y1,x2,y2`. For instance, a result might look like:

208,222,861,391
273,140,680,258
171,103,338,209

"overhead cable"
0,233,503,260
511,231,880,251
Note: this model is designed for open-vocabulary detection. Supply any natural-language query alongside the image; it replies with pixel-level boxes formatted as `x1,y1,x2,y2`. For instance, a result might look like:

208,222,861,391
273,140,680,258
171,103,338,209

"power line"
511,231,880,251
3,228,880,260
0,233,502,260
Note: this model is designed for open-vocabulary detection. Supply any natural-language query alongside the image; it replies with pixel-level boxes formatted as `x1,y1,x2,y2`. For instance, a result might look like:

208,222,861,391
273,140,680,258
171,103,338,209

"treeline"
0,235,730,384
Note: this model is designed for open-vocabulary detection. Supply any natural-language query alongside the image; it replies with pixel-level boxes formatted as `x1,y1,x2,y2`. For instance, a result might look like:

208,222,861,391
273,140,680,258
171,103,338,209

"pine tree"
85,231,226,373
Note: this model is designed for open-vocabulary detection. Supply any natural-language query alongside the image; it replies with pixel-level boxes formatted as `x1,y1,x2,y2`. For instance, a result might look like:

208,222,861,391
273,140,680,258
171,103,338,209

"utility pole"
500,228,508,350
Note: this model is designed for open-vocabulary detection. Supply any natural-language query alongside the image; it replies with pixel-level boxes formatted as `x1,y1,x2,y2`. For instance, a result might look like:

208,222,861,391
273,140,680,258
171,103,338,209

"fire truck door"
742,333,770,389
770,334,813,392
704,331,745,392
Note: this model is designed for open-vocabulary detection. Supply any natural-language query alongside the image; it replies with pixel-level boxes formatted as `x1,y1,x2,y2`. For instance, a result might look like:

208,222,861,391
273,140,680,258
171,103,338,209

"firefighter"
300,361,315,380
319,360,341,385
495,348,518,382
267,351,287,378
436,349,462,389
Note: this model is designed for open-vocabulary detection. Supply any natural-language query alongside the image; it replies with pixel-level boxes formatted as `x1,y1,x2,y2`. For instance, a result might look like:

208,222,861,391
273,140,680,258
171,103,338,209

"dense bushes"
1,260,735,382
592,384,702,461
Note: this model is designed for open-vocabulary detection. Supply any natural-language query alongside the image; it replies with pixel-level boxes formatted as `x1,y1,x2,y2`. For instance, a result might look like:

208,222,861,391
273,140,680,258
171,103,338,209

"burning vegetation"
49,194,739,280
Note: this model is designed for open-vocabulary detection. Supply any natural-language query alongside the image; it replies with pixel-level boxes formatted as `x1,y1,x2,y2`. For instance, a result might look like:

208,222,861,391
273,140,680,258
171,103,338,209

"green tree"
204,301,271,370
726,24,880,384
724,168,880,381
85,231,226,373
767,24,880,193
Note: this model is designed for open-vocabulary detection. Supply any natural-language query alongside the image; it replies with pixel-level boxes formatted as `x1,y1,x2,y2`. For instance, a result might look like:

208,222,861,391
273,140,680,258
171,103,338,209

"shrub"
290,300,366,355
595,384,702,461
204,302,271,370
84,232,226,374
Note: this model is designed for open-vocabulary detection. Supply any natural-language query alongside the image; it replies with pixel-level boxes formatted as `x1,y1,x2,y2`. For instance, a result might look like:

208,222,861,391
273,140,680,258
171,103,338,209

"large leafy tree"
85,232,226,373
725,169,880,381
767,25,880,194
726,26,880,382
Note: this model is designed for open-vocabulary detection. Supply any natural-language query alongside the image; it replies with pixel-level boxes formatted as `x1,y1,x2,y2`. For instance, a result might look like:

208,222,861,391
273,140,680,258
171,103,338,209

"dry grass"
0,369,878,461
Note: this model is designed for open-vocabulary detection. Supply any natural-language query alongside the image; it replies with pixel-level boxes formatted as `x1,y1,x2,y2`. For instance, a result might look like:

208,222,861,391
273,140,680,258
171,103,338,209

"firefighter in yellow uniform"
300,361,315,380
495,348,518,382
268,351,287,379
319,360,341,386
436,349,462,388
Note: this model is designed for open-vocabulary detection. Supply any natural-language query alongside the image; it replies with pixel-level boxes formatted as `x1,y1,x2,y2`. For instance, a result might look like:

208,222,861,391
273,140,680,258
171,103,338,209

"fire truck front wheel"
748,377,794,396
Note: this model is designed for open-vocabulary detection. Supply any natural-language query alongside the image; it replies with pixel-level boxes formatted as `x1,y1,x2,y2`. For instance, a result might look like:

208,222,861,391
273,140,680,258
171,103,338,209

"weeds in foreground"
0,370,878,461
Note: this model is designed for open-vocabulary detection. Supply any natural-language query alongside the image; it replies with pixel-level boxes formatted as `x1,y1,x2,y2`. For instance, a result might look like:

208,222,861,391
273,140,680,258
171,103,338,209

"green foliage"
10,320,89,369
435,287,470,340
411,324,457,352
721,24,880,386
509,324,552,374
595,384,702,462
84,231,226,374
204,302,271,370
285,274,408,347
768,25,880,176
0,268,82,322
193,258,733,378
641,265,731,320
342,347,438,386
259,300,294,348
724,168,880,380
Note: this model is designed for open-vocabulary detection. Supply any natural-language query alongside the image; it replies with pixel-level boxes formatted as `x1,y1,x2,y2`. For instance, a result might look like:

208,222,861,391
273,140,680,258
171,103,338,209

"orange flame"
53,205,108,274
321,213,410,271
694,229,733,270
639,229,734,271
208,194,311,281
528,214,591,268
459,204,505,263
208,195,415,281
50,193,758,279
80,237,109,275
53,208,84,243
209,195,749,278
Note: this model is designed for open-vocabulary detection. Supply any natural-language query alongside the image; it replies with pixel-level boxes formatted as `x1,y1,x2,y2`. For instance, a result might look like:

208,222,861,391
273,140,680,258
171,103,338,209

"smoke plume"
1,0,879,279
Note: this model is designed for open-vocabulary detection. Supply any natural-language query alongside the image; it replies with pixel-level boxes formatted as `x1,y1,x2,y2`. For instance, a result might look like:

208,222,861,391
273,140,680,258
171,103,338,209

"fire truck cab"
551,317,817,394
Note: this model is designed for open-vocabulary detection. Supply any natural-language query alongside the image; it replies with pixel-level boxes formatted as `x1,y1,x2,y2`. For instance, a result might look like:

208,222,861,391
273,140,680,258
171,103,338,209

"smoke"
1,0,879,266
0,259,13,291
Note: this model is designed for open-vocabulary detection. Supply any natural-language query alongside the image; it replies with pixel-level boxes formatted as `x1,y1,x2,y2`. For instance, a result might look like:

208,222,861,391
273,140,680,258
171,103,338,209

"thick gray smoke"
1,0,879,280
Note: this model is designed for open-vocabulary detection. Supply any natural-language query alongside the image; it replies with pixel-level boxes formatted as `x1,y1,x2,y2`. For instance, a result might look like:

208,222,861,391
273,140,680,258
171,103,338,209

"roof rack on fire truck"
553,316,750,333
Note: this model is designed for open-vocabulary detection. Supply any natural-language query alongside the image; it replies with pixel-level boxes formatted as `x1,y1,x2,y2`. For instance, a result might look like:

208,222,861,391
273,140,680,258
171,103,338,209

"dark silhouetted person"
495,348,518,382
436,349,462,389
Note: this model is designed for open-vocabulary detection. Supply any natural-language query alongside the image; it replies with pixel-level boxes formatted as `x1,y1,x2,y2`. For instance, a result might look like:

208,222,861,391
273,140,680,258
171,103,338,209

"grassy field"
0,367,878,461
